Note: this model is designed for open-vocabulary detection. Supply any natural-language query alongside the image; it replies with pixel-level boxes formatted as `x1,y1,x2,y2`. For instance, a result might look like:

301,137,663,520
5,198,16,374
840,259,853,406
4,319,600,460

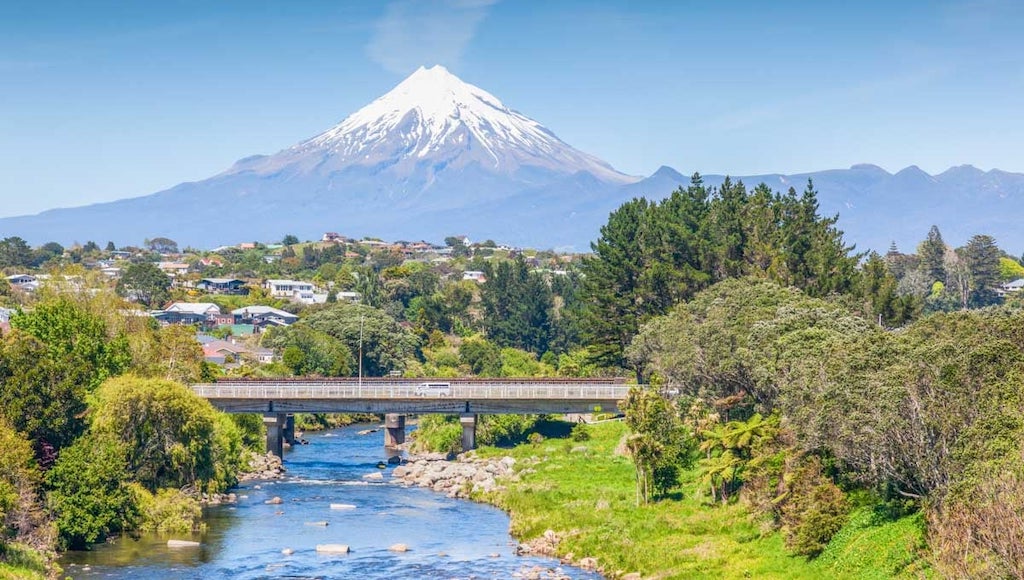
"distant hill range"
2,65,1022,254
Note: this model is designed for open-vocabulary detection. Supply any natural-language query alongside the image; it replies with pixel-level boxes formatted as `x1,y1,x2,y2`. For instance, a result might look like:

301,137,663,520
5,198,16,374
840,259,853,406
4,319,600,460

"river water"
61,423,597,579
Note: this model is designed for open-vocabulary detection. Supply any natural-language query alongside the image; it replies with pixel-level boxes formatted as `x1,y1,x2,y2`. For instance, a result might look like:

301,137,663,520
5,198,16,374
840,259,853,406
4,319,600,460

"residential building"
5,274,37,291
197,278,248,295
1000,278,1024,294
157,261,190,277
232,305,299,330
265,279,322,303
335,291,362,304
165,302,221,317
462,270,487,283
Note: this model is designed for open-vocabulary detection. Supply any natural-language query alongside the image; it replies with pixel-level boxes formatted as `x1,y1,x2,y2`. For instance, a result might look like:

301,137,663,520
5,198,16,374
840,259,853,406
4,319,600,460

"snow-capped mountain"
0,65,638,249
232,65,627,183
3,65,1024,252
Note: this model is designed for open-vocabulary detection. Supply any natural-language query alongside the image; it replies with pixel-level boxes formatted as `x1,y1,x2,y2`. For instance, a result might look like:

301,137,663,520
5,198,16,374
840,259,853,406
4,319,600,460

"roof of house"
231,305,297,318
200,277,245,284
266,279,313,286
165,302,221,315
1004,278,1024,289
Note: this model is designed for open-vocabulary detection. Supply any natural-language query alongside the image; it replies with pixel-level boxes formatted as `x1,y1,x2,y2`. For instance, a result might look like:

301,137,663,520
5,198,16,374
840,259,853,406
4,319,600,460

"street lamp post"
358,313,364,395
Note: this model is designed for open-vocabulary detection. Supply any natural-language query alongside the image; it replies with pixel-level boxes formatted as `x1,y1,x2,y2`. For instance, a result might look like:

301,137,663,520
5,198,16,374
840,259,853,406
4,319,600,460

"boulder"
281,548,294,556
578,557,598,571
363,472,384,481
388,543,409,552
387,455,402,465
265,496,283,505
316,544,350,554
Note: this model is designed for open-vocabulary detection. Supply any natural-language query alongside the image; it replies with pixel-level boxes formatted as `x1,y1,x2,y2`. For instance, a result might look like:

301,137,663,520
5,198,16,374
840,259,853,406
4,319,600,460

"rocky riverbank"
391,451,518,499
240,450,286,481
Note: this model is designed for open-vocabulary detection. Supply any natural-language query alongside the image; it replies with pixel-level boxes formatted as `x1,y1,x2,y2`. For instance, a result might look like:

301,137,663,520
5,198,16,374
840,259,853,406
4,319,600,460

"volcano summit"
1,65,638,249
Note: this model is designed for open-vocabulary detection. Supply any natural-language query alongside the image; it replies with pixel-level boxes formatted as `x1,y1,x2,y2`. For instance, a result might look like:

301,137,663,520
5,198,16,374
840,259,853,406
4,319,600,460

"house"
165,302,221,317
238,242,257,250
202,340,277,365
6,274,37,288
322,232,347,243
265,279,321,303
150,309,208,326
197,278,248,295
335,291,362,304
1001,279,1024,294
100,266,121,279
232,305,299,329
462,270,487,283
157,261,190,277
210,313,235,326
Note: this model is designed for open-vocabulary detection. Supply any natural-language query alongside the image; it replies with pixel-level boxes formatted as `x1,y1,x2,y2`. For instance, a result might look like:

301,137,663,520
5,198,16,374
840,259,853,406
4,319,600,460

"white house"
165,302,221,316
5,274,37,290
157,262,190,277
265,279,322,303
462,270,487,283
1001,278,1024,294
335,291,362,304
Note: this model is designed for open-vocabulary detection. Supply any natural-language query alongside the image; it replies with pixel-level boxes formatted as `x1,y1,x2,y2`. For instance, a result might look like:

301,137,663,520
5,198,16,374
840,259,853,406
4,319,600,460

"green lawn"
474,421,931,579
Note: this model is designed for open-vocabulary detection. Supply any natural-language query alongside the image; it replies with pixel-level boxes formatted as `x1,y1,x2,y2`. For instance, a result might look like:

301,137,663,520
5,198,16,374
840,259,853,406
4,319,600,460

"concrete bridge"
191,378,632,456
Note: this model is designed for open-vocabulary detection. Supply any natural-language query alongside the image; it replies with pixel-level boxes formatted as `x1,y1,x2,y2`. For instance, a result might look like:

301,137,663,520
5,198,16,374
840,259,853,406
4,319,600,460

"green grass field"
474,421,931,579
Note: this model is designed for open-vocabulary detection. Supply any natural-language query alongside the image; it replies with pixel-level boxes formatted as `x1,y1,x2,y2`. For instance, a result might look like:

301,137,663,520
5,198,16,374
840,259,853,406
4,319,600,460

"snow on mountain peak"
273,65,630,182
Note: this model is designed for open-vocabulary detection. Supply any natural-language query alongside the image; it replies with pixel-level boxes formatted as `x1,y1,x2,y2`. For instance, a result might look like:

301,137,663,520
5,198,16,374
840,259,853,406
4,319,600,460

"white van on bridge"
414,382,452,397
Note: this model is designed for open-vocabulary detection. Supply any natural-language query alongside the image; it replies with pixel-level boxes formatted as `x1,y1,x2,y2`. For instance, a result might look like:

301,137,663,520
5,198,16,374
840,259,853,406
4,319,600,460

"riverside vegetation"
4,174,1024,577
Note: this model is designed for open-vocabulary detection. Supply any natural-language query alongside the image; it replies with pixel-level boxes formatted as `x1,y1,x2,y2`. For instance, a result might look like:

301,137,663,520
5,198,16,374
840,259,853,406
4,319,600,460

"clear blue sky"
1,0,1022,217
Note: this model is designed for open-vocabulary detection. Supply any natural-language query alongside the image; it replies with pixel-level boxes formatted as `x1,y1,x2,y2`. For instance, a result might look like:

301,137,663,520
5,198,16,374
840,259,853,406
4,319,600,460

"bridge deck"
191,379,633,415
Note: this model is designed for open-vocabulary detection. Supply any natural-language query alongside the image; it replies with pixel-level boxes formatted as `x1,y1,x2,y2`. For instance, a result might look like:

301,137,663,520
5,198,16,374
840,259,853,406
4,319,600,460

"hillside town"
0,232,577,369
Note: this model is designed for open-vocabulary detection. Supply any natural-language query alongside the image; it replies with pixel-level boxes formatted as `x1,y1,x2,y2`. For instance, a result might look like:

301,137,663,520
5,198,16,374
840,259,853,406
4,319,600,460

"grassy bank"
0,543,49,580
473,421,931,579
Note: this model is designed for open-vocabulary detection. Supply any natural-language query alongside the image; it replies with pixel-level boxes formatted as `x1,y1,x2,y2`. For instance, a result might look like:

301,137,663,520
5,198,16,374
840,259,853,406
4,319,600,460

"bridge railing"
191,382,632,401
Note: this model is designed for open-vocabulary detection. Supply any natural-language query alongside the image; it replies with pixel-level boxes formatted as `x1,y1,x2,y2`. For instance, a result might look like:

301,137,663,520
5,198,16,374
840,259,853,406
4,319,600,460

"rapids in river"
61,422,598,579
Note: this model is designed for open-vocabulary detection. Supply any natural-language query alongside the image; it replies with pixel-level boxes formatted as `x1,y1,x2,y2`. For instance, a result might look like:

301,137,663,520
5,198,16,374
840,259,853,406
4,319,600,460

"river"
61,423,598,579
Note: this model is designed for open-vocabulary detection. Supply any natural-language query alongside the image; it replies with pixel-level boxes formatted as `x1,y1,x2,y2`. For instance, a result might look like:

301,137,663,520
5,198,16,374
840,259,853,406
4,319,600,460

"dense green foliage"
579,176,856,367
0,298,131,454
115,261,171,307
301,303,419,376
623,275,1024,573
91,376,242,494
45,434,139,549
266,325,353,376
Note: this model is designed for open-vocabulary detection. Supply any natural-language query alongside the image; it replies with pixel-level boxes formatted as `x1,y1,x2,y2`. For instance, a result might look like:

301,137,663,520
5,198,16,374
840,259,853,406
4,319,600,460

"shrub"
412,416,463,454
134,486,202,533
91,376,227,492
527,432,545,446
45,434,139,549
570,423,591,442
780,458,849,557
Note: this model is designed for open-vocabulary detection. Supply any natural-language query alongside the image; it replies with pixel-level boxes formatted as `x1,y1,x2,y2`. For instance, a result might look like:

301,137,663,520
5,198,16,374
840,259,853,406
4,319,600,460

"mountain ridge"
1,66,1023,253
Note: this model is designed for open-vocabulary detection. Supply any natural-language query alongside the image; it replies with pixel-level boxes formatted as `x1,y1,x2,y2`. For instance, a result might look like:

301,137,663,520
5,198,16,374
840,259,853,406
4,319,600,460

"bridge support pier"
384,414,405,447
460,413,477,451
264,413,285,458
283,414,295,446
